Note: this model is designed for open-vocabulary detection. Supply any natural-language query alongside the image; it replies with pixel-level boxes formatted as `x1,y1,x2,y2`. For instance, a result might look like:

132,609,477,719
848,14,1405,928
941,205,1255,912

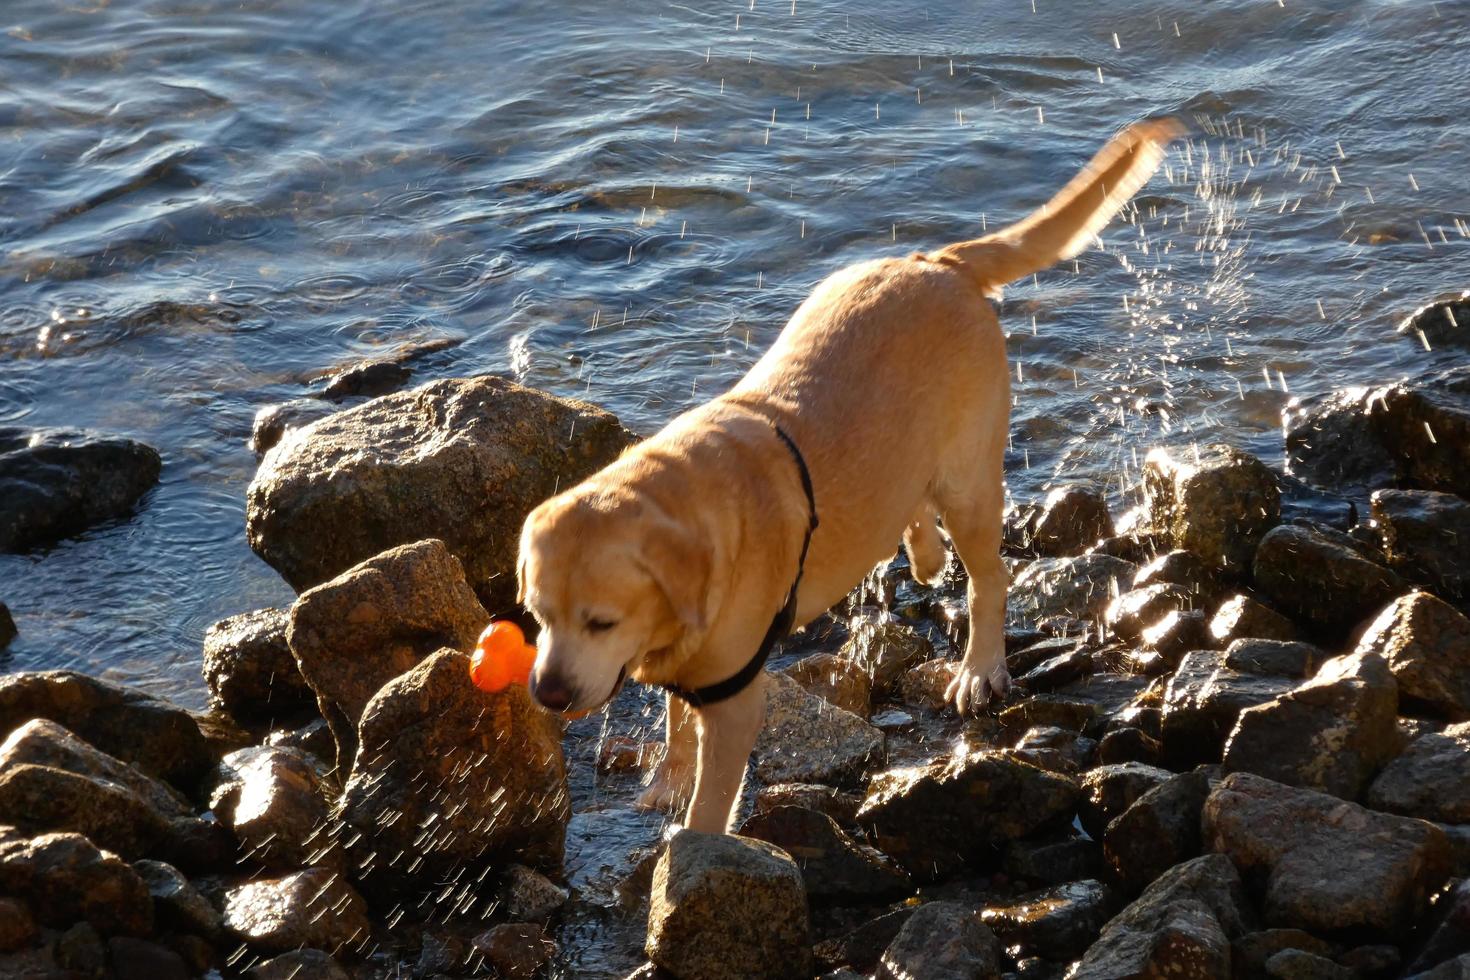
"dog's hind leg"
903,505,947,586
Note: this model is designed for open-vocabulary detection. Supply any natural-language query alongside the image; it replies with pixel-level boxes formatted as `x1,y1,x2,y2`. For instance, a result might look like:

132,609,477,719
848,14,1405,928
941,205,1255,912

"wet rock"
1366,723,1470,822
1142,444,1281,573
1266,948,1354,980
1103,769,1214,891
1138,608,1211,665
1209,593,1298,645
0,602,14,651
1097,727,1162,766
1285,366,1470,497
338,650,568,894
1232,929,1337,978
1354,591,1470,719
982,880,1113,960
998,696,1096,735
1372,489,1470,603
738,805,909,900
1400,291,1470,347
246,375,635,611
1013,726,1096,773
1016,649,1094,694
878,900,1000,980
755,674,883,787
895,658,957,712
1408,878,1470,976
57,921,107,974
1338,944,1401,978
248,399,336,456
472,923,557,980
201,608,315,722
1106,584,1196,644
0,670,208,788
107,936,189,980
1133,549,1222,602
645,830,812,980
1029,484,1114,557
1001,833,1107,886
0,719,189,822
839,615,934,695
1411,954,1470,980
247,949,350,980
222,867,370,956
209,746,329,870
857,749,1079,879
1222,650,1399,799
1069,854,1249,980
784,652,873,718
0,895,37,952
1222,638,1323,678
1202,771,1451,936
1162,651,1294,766
286,538,488,766
754,783,862,825
0,828,152,935
1008,554,1138,626
262,715,334,763
1254,524,1409,636
1078,762,1173,840
133,859,220,938
0,763,172,861
0,426,161,552
500,864,569,924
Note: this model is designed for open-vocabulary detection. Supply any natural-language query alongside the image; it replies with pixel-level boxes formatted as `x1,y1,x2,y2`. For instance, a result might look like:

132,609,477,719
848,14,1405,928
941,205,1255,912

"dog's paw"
945,657,1012,717
634,765,694,814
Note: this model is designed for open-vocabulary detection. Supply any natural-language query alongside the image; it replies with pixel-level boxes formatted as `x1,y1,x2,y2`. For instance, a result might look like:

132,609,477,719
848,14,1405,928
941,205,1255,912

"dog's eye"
586,618,617,633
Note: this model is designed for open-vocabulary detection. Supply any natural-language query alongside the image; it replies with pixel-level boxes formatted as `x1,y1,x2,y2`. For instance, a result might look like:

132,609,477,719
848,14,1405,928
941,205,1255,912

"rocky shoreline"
2,298,1470,979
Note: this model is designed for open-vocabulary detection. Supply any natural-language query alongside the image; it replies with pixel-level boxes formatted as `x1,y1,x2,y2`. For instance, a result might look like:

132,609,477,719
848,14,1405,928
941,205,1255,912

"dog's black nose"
530,671,574,712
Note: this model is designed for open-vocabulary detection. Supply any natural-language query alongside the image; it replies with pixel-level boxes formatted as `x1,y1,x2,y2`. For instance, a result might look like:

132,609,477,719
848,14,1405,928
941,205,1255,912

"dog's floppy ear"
637,511,711,634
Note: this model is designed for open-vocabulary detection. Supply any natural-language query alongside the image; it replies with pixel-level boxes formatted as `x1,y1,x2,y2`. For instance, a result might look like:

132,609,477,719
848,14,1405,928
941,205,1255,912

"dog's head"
517,488,710,714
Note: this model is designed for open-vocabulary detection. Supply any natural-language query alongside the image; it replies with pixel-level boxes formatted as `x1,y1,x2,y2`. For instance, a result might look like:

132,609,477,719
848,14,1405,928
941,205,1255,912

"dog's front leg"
683,676,768,833
636,693,697,814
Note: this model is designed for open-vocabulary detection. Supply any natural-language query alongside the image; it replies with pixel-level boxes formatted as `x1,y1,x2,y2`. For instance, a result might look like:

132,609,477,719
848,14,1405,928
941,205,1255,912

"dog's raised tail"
932,117,1184,293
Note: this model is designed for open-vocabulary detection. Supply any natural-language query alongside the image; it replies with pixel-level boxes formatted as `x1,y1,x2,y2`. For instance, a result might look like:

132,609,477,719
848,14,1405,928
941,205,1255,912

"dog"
517,118,1183,833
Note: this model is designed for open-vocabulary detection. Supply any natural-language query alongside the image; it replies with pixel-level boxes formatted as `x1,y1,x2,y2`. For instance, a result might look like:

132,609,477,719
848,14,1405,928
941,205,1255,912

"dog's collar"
662,423,818,709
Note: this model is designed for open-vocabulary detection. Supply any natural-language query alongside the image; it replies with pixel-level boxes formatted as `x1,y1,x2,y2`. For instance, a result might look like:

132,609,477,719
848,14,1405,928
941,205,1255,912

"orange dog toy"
469,621,536,694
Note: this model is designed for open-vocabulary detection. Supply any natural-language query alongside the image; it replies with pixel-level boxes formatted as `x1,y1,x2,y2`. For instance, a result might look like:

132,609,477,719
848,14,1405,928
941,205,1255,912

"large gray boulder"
1142,444,1280,573
755,674,883,787
645,830,812,980
246,375,635,611
1354,591,1470,719
0,426,160,552
286,538,489,766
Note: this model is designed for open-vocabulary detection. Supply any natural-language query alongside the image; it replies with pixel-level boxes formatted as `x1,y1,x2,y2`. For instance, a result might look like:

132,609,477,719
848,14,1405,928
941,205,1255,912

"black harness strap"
663,424,818,709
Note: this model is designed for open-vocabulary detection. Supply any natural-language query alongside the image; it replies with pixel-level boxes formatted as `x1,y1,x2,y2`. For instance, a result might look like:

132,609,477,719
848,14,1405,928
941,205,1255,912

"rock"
500,864,569,924
1411,954,1470,980
1078,762,1173,840
754,783,862,825
1408,878,1470,976
0,602,14,651
1354,591,1470,719
1103,769,1214,891
1209,594,1298,645
1016,650,1094,694
898,658,958,711
1222,650,1399,799
1366,723,1470,822
0,763,172,861
839,615,934,695
0,895,37,952
1097,727,1162,766
0,719,190,822
249,399,337,456
1133,550,1222,602
472,923,557,980
1029,485,1115,557
1232,930,1338,979
871,707,915,731
209,746,329,870
981,880,1113,960
1285,366,1470,497
1069,854,1249,980
645,830,812,980
1222,638,1323,678
0,426,161,552
246,375,635,610
784,653,873,718
1008,554,1138,626
0,671,208,788
814,908,915,975
877,900,1000,980
133,859,221,938
107,937,189,980
998,697,1096,735
1443,822,1470,878
247,949,350,980
755,674,884,787
337,650,568,895
222,867,370,956
857,749,1079,879
263,716,334,763
1202,771,1450,936
286,538,489,766
1105,584,1196,644
1338,944,1401,978
57,921,107,974
1266,948,1354,980
1400,291,1470,347
1372,489,1470,603
1254,525,1409,636
1013,726,1097,773
1002,833,1107,886
201,608,315,722
1162,651,1294,766
0,828,152,935
1142,444,1281,572
738,805,909,900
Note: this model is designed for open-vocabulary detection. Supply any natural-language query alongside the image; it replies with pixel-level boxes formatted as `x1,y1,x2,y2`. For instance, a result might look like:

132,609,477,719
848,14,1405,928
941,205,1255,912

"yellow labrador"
518,118,1182,833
